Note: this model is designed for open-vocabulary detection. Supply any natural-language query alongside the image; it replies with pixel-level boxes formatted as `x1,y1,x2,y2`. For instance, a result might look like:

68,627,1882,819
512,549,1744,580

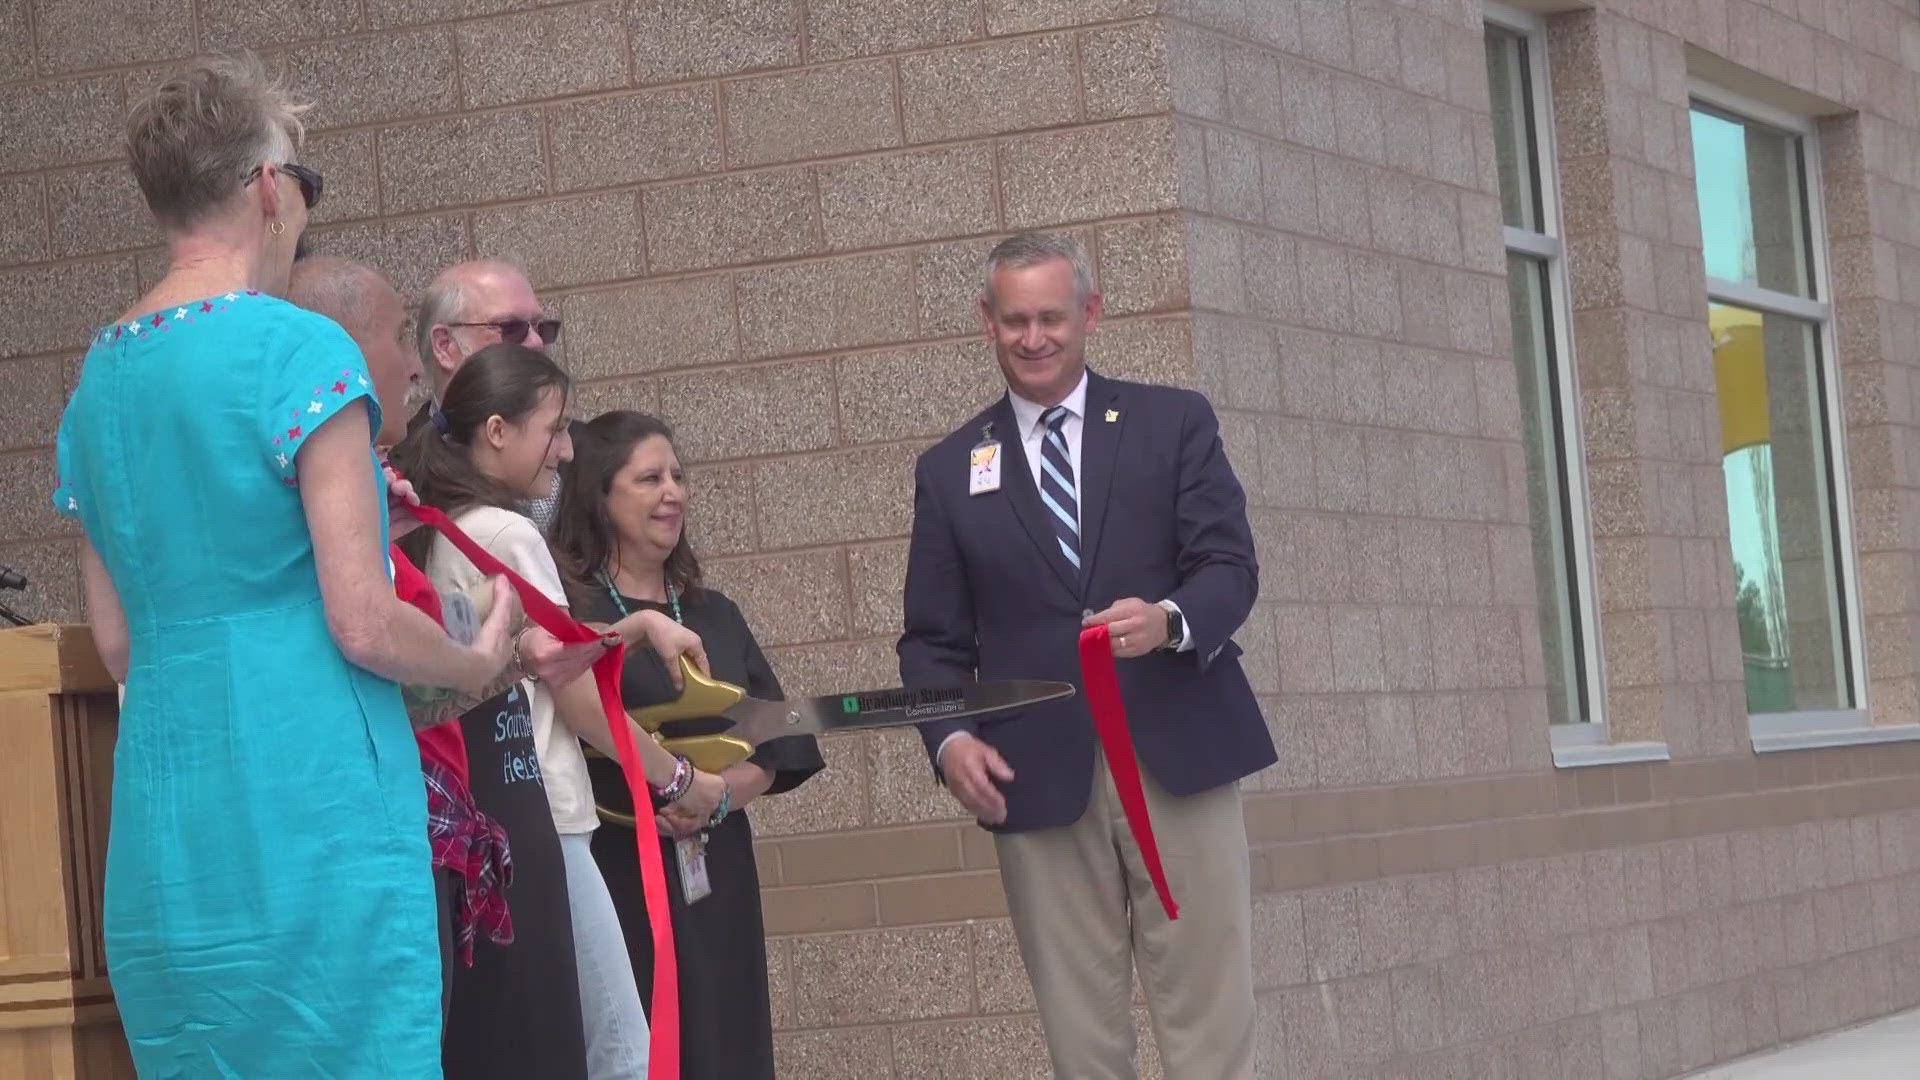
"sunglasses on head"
445,317,563,347
243,161,324,210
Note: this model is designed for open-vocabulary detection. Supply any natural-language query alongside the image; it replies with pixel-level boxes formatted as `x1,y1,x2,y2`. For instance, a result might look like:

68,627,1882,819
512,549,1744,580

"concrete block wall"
6,0,1920,1075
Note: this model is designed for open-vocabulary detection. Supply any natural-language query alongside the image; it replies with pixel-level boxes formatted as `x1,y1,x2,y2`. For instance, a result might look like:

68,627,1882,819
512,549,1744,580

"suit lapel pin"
1104,409,1119,423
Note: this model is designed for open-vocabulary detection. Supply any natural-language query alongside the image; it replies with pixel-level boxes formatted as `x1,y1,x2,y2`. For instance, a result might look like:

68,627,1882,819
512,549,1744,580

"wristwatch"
1159,600,1185,651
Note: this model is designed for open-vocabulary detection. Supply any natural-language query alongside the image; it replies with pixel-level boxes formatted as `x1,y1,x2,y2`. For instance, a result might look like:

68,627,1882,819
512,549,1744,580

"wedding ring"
1119,635,1127,649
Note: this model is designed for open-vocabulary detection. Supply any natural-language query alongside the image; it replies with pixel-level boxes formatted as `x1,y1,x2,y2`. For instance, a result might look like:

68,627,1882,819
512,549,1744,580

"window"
1484,9,1605,748
1690,88,1865,736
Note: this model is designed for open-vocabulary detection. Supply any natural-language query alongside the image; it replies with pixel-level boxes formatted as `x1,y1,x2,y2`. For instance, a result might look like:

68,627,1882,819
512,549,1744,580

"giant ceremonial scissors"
628,655,1074,772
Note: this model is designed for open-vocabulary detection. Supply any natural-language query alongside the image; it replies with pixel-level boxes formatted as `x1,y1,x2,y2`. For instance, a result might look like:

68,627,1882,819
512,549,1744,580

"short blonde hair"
125,53,310,230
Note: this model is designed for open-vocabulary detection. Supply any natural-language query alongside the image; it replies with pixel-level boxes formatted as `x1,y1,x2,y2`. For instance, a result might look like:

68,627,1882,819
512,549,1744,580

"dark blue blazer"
897,370,1276,831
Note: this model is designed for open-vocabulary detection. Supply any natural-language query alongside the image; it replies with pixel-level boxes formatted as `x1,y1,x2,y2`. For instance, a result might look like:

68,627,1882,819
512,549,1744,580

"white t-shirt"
424,504,599,836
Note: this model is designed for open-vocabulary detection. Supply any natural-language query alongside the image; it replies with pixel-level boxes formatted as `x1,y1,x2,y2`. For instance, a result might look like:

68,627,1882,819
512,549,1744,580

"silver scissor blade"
718,680,1076,746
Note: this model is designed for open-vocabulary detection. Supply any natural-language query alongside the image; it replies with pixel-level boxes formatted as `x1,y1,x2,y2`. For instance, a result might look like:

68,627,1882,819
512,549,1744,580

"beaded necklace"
603,568,681,625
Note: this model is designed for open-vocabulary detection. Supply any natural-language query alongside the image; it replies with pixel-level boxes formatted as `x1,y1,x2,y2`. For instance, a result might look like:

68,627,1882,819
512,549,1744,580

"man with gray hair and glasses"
900,230,1270,1077
416,259,567,529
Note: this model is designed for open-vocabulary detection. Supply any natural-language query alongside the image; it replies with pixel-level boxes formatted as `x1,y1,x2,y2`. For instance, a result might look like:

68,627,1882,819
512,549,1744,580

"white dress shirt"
1006,371,1191,648
1008,371,1089,526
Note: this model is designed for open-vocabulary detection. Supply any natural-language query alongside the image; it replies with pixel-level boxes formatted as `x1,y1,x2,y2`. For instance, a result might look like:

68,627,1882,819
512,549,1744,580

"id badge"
969,441,1002,496
675,835,713,904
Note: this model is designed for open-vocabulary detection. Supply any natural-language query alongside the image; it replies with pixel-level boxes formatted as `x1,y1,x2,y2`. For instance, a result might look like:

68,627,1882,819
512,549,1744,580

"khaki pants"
994,750,1255,1079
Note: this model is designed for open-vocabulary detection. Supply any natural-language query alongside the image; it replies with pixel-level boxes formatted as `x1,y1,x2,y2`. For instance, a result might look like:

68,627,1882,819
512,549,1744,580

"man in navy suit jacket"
899,232,1274,1078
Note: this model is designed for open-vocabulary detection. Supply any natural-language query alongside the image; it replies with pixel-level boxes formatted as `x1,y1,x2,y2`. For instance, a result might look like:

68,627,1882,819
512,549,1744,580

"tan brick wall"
1153,0,1920,1076
7,0,1920,1076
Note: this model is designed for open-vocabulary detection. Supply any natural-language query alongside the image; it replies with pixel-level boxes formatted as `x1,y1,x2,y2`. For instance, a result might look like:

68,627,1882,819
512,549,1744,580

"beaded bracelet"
706,785,733,830
652,755,694,804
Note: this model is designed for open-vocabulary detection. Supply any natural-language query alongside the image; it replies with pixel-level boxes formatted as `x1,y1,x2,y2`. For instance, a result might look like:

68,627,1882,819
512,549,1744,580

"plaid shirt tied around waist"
424,756,514,965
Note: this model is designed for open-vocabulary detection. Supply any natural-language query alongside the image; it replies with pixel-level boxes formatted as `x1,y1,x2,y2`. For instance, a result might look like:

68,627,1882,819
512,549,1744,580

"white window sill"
1748,709,1920,753
1550,723,1672,768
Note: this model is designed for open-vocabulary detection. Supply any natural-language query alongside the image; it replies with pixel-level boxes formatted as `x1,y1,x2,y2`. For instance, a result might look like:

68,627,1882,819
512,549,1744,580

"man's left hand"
1084,598,1168,658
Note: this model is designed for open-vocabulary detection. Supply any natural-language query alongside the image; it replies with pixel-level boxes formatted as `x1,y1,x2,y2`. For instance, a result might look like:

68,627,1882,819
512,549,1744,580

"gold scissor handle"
629,654,745,731
590,734,757,827
657,733,756,773
591,656,759,825
594,801,642,829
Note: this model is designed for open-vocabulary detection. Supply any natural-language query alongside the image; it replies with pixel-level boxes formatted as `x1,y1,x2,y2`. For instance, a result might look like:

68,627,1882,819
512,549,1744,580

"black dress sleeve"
722,594,826,795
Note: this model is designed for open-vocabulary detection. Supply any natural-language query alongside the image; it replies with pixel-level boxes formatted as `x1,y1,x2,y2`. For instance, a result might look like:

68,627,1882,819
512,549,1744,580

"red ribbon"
409,504,682,1079
1078,625,1179,920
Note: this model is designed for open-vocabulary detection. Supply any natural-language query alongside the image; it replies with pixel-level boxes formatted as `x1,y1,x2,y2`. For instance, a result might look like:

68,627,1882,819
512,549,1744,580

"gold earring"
270,221,285,236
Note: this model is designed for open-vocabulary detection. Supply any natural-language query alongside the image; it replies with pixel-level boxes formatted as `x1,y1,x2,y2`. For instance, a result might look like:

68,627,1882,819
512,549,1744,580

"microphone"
0,566,26,626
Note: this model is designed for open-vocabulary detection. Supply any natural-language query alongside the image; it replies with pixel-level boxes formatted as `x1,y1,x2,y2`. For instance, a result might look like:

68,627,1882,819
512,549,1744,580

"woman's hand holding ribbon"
515,626,619,687
599,610,710,691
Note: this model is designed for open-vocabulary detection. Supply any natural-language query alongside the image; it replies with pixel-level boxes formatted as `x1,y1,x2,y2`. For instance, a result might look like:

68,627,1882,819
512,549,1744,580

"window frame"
1688,79,1888,752
1486,3,1656,766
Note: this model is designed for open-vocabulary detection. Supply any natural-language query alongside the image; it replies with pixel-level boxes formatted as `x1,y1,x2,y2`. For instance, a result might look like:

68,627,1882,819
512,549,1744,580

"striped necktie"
1037,406,1080,571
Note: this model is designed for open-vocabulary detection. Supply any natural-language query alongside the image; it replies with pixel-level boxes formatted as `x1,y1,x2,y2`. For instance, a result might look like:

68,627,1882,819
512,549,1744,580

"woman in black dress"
551,411,825,1079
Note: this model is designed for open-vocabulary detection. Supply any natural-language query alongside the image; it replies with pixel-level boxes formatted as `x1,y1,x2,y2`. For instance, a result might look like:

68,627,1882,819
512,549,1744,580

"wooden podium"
0,624,135,1078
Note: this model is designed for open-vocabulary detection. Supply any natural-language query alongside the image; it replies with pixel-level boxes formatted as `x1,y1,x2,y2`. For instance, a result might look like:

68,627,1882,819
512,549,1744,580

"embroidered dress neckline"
95,290,265,344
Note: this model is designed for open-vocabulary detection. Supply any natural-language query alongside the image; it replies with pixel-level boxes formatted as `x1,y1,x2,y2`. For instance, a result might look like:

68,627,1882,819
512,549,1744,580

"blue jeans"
559,831,650,1079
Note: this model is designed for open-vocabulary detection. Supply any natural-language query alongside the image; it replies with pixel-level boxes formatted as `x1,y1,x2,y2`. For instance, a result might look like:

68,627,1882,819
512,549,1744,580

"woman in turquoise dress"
52,57,516,1076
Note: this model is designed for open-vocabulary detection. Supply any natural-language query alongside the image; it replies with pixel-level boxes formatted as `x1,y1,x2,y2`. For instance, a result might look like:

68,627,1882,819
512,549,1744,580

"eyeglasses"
444,317,563,347
243,162,324,209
